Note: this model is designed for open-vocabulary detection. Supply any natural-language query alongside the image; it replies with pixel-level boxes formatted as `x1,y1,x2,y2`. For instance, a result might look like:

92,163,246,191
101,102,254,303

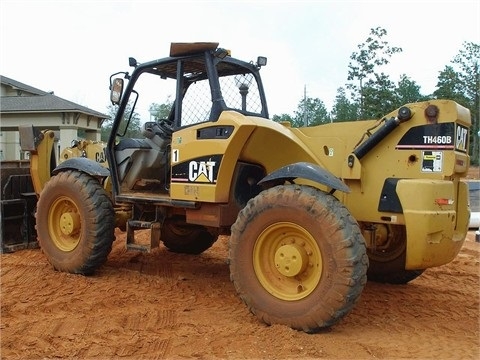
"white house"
0,75,108,161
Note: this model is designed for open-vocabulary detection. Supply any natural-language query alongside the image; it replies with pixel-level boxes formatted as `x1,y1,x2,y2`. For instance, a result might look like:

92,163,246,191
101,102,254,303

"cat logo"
171,155,222,184
455,125,468,152
189,160,217,183
95,149,106,163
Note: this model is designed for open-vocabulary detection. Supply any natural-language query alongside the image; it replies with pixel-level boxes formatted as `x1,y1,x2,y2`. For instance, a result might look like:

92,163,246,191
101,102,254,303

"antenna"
303,85,308,127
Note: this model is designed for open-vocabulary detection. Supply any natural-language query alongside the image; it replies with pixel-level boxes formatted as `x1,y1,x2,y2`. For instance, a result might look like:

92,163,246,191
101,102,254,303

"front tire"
36,170,115,275
229,185,368,332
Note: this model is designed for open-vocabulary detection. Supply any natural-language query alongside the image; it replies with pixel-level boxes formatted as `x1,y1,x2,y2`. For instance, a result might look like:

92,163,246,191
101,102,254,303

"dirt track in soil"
1,229,479,360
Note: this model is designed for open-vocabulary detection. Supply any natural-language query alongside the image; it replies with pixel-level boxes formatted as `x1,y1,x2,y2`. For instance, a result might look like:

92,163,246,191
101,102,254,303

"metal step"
126,220,161,253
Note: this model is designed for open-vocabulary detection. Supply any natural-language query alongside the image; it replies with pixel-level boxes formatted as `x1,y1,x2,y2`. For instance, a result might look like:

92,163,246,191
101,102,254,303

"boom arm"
19,125,56,195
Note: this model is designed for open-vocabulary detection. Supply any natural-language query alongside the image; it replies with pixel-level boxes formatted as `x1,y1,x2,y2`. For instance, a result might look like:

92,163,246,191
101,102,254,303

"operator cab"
107,42,268,198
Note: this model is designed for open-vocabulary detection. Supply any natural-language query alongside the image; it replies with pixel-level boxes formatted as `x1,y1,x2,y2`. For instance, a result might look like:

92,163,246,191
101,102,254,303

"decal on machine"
396,123,469,153
455,124,468,152
172,149,180,163
421,151,443,172
171,155,222,184
95,149,107,163
396,123,455,150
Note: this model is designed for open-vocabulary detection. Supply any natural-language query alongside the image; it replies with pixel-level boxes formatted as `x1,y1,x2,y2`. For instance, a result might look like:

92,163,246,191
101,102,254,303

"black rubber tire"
368,267,425,284
366,224,425,284
35,170,115,275
162,217,217,254
229,184,368,333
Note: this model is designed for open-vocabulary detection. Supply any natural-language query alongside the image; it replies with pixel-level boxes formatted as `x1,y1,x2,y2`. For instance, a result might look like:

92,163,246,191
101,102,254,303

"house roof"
1,75,49,96
1,75,108,119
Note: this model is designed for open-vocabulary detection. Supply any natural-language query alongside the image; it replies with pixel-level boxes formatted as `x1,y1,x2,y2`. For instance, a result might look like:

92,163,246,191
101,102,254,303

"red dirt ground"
1,167,479,359
0,229,478,360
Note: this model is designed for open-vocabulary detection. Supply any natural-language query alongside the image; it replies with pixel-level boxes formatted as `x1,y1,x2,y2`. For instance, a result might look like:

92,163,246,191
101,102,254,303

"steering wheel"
143,120,173,139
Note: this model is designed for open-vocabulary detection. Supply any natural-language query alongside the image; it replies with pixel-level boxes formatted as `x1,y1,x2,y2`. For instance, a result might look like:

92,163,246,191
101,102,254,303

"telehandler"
23,42,471,333
1,131,106,253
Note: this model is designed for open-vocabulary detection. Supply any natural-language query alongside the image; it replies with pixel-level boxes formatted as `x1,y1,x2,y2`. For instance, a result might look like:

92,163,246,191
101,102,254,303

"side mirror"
110,78,124,105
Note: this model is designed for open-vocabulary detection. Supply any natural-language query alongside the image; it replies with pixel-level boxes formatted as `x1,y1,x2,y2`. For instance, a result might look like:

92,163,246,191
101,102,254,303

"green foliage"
433,65,465,103
149,97,173,121
453,42,480,108
101,103,142,141
347,27,403,117
356,72,428,119
100,112,113,142
272,113,294,124
270,32,478,159
360,73,398,118
395,74,429,106
347,27,402,81
331,87,359,122
454,42,479,164
292,97,330,127
433,42,480,163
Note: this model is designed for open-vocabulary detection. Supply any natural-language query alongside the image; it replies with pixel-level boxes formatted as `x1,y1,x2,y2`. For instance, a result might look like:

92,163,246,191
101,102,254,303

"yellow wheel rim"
253,222,323,301
48,196,81,252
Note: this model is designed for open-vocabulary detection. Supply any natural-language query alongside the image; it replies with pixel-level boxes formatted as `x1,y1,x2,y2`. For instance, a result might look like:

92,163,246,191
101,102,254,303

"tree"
433,65,467,104
395,74,428,107
453,42,480,110
292,97,330,127
100,111,113,142
101,103,142,141
434,42,480,163
272,113,294,124
331,87,359,122
149,97,173,121
347,27,403,117
360,72,398,118
452,43,480,164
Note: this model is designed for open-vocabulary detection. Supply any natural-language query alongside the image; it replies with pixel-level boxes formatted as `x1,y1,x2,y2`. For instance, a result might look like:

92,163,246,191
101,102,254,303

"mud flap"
258,162,350,193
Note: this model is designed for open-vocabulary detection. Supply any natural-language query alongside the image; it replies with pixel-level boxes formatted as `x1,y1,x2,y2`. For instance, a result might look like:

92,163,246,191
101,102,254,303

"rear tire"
229,185,368,332
36,170,115,275
365,224,424,284
162,217,217,254
369,268,425,284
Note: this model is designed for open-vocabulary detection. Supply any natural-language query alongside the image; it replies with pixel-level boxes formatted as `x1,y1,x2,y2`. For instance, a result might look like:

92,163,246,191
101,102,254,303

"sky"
1,0,479,120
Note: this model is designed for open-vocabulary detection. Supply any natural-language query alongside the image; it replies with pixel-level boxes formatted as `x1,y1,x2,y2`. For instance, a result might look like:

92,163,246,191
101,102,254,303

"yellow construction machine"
23,42,471,333
0,129,106,252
